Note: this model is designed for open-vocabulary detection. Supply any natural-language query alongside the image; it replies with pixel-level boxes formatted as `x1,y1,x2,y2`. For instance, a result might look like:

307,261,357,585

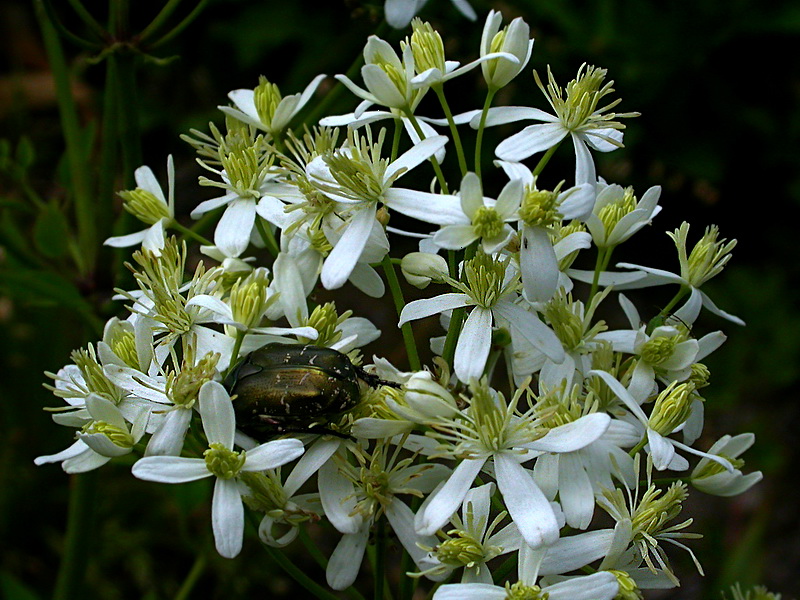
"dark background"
1,0,798,598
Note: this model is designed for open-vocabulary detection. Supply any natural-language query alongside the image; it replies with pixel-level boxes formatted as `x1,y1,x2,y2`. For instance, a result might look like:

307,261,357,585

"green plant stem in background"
115,51,142,185
138,0,184,43
433,85,468,176
53,471,98,600
172,221,213,246
35,1,96,274
590,246,613,301
473,87,497,178
255,218,280,257
373,517,387,600
403,112,449,194
65,0,108,42
441,242,477,367
173,553,206,600
382,255,421,371
531,141,561,178
148,0,210,50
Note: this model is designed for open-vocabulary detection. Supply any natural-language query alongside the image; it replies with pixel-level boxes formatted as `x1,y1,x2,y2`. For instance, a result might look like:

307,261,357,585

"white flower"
219,74,326,137
433,542,619,600
691,433,762,497
480,10,534,89
432,172,521,254
105,156,175,256
585,182,662,248
131,381,304,558
384,0,476,29
478,65,636,185
413,380,610,550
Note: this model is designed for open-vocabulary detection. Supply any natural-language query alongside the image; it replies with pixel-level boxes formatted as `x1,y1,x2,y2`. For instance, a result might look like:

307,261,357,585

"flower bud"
401,252,448,288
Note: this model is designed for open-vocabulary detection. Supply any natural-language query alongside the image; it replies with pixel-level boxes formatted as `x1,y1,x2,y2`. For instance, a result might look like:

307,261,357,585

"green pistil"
689,363,711,388
71,346,119,402
610,569,644,600
597,186,636,238
543,298,583,351
204,443,246,479
435,531,484,567
504,581,549,600
229,272,273,329
473,206,504,240
462,252,506,308
108,330,139,370
83,421,134,448
640,336,678,366
220,143,272,199
303,302,347,346
677,224,736,287
407,18,445,73
519,188,561,227
254,76,282,127
240,471,286,513
323,129,391,203
170,353,219,408
694,454,745,479
631,482,687,539
119,187,169,225
648,382,695,435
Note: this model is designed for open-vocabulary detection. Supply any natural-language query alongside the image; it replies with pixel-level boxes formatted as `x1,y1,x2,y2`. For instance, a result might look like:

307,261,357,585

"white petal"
386,499,438,565
433,584,506,600
145,408,192,456
454,308,493,381
494,453,559,548
215,199,256,258
319,459,360,534
417,457,486,535
398,293,471,326
433,225,478,250
131,456,211,483
284,437,341,496
385,135,448,181
572,134,596,185
459,172,484,218
244,438,305,471
527,413,610,453
546,571,618,600
212,478,244,558
478,106,558,128
558,453,594,529
521,226,559,303
539,529,616,575
495,123,567,161
493,301,565,363
321,205,376,290
326,526,369,590
648,429,676,471
199,381,235,448
384,188,466,225
104,229,148,248
362,64,407,108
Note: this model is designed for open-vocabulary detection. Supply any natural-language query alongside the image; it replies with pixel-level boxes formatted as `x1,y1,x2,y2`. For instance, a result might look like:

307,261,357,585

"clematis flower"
105,156,175,256
691,433,762,497
384,0,476,29
131,381,304,558
477,64,637,184
479,10,534,90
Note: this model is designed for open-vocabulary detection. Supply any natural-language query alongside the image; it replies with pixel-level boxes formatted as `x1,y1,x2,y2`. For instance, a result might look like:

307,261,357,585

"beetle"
225,343,395,439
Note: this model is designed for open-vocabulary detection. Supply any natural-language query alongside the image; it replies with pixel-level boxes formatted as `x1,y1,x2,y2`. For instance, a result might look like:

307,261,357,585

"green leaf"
33,203,71,258
15,136,36,170
0,266,102,333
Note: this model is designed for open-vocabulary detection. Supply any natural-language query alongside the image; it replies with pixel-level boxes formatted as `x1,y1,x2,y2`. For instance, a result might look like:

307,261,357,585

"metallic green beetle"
226,343,390,439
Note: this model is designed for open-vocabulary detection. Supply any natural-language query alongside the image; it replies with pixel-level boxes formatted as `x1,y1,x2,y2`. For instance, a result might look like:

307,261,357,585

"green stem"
589,246,613,301
656,287,690,322
433,85,467,176
298,525,328,570
629,437,647,457
173,553,206,600
382,255,421,371
441,242,477,367
255,217,280,257
66,0,108,41
172,221,213,246
227,330,246,377
36,1,96,274
390,117,403,162
138,0,184,42
148,0,209,49
115,50,142,186
53,471,98,600
261,543,341,600
531,141,561,178
473,87,497,178
374,517,387,600
99,54,121,238
403,111,449,194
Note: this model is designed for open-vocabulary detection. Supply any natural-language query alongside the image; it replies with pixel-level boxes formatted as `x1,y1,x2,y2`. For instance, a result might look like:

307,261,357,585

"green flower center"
119,188,170,225
407,19,445,73
473,206,504,240
519,189,561,227
641,335,677,366
610,569,644,600
648,382,695,435
597,186,636,239
435,531,485,567
254,76,282,128
108,330,139,370
504,581,548,600
630,482,687,539
84,421,134,448
462,252,506,309
204,443,246,479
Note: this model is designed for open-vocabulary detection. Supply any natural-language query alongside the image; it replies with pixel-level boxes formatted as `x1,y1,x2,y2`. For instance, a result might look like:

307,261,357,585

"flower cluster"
36,12,761,599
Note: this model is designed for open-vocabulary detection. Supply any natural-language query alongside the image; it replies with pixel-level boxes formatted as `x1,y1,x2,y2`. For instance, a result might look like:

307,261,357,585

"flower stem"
173,553,206,600
382,255,421,371
531,141,561,178
172,221,213,246
441,242,477,367
403,111,449,195
433,84,468,176
629,437,647,457
255,217,280,257
474,87,497,178
373,517,387,600
53,471,98,600
590,246,613,301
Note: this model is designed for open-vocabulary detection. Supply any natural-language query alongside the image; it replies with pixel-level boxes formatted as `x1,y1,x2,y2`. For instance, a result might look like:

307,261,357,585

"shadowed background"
1,0,798,598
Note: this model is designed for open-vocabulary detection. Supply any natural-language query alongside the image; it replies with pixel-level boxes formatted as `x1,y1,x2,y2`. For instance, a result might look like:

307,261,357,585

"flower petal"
199,381,235,448
132,456,211,483
417,457,486,535
495,123,567,161
454,307,493,381
212,478,244,558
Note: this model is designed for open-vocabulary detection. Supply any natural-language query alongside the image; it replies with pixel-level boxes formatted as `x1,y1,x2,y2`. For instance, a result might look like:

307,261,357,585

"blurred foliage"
0,0,798,598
